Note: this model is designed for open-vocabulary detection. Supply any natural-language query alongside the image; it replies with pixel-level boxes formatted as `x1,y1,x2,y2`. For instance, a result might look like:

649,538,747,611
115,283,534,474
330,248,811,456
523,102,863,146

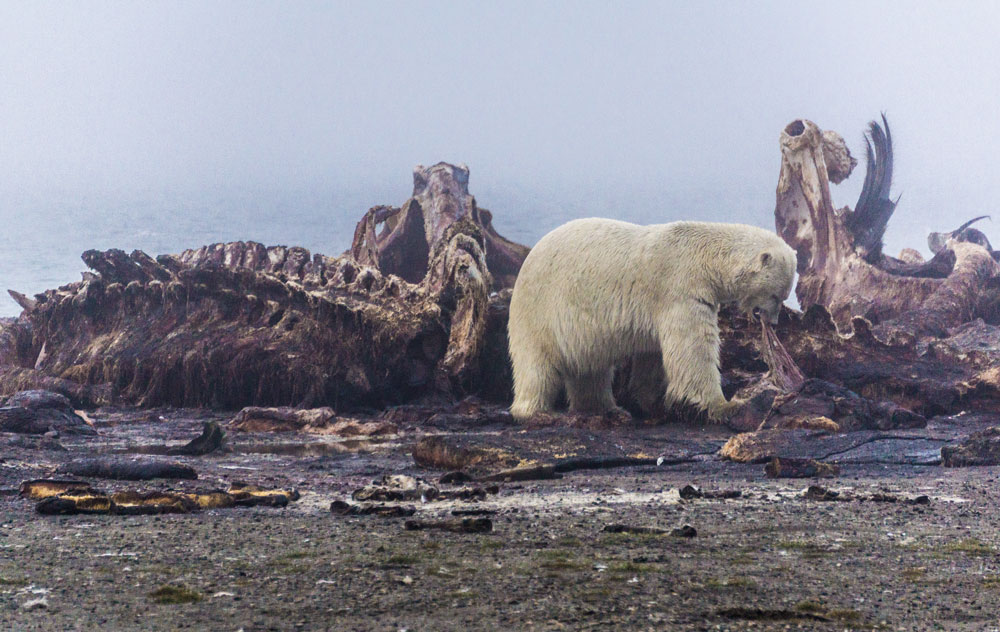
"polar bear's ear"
759,252,772,268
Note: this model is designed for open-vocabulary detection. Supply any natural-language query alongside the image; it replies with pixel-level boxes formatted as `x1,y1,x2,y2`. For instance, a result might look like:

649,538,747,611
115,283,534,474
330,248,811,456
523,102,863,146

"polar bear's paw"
706,399,744,424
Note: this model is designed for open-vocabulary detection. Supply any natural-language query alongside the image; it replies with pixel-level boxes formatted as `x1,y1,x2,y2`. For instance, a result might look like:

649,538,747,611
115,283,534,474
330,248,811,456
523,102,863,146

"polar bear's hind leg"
566,368,616,413
510,352,562,420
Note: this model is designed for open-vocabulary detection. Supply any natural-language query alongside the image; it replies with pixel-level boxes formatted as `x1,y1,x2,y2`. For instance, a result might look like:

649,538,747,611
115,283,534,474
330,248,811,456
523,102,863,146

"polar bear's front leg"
657,303,734,422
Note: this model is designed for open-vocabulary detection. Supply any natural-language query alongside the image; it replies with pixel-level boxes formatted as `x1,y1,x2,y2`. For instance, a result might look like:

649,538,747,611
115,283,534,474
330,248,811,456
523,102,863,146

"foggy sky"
2,1,1000,307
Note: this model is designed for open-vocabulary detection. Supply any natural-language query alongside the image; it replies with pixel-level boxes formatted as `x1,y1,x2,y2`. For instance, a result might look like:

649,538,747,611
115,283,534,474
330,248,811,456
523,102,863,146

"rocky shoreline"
2,406,1000,630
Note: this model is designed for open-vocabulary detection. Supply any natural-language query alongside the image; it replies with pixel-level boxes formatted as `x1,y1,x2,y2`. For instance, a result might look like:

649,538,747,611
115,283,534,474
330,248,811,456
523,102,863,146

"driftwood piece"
802,485,930,504
0,164,524,411
412,426,720,477
330,500,416,517
403,517,493,533
602,524,669,535
30,481,298,515
58,457,198,480
20,479,93,499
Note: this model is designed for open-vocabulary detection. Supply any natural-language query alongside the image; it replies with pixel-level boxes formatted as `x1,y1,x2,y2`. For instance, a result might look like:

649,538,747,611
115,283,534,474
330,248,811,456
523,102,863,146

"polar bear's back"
513,218,650,315
509,218,790,368
509,218,666,368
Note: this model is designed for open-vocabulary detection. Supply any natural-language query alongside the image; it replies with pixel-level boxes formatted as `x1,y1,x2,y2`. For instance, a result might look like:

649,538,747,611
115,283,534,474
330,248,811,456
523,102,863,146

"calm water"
0,179,838,318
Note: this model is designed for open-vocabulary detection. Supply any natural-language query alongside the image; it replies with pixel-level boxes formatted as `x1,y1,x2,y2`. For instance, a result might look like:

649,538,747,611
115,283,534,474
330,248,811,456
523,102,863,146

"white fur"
508,218,796,421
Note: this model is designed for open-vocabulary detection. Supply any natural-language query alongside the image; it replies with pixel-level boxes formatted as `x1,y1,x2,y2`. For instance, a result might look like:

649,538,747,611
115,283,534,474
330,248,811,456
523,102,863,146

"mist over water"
3,1,999,316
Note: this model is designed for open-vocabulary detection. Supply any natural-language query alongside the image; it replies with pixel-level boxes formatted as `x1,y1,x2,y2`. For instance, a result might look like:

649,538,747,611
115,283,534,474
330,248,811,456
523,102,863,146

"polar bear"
508,218,796,422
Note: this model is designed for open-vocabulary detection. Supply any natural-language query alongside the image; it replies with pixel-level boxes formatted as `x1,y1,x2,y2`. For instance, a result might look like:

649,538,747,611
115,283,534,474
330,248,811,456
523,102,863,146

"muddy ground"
3,409,1000,631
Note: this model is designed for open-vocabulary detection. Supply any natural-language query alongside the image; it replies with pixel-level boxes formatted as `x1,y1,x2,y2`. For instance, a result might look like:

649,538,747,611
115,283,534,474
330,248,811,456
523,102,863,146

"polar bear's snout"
751,295,784,325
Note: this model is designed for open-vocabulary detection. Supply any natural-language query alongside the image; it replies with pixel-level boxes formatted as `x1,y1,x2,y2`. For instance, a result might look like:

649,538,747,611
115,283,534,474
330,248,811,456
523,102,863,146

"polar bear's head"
737,245,796,325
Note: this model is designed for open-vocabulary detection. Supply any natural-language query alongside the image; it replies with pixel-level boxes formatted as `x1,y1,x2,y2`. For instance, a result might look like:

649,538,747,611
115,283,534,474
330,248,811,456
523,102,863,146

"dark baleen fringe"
846,113,898,262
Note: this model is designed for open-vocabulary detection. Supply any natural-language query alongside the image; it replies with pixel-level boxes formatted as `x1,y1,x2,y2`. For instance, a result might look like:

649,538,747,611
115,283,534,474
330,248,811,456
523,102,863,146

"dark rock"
0,390,94,435
941,427,1000,466
6,390,72,409
670,525,697,538
439,471,473,485
679,484,702,499
678,484,741,500
167,421,225,456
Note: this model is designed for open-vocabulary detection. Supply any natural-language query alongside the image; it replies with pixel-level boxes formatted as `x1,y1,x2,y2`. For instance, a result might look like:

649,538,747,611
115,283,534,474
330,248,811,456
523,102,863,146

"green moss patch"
148,584,203,604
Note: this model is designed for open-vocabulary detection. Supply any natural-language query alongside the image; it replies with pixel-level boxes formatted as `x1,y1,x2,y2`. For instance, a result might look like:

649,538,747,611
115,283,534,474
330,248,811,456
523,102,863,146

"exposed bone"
0,164,522,410
7,290,36,311
349,163,528,288
775,116,1000,330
